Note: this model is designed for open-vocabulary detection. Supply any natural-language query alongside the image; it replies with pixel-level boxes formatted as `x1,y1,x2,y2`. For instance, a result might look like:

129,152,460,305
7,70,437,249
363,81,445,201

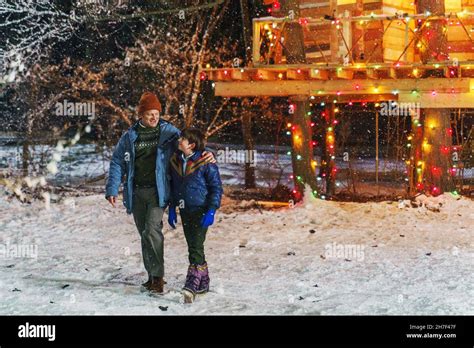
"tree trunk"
239,0,252,65
22,140,30,177
241,109,256,188
239,1,256,189
321,106,336,197
290,97,318,200
422,109,455,193
281,0,317,200
415,0,454,195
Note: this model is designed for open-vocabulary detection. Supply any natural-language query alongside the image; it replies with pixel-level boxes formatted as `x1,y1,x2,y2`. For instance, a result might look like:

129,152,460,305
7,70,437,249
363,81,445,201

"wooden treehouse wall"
277,0,474,65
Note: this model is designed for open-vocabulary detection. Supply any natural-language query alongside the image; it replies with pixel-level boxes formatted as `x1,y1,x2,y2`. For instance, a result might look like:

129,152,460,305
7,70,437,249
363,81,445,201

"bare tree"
121,1,240,133
0,0,81,84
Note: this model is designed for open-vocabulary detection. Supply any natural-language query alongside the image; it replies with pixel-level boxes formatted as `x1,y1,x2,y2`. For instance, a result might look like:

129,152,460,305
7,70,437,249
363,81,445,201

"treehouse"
202,0,474,198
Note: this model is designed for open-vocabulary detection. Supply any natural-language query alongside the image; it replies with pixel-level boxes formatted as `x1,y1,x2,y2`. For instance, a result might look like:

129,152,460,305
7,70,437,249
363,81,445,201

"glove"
168,206,177,229
201,209,216,228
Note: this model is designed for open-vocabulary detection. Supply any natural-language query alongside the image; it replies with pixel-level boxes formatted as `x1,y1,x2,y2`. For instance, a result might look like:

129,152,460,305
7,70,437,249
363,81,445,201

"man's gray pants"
132,187,165,278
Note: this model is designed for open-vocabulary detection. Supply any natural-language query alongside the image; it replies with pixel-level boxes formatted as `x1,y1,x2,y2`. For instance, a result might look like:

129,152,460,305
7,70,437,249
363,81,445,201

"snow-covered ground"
0,189,472,315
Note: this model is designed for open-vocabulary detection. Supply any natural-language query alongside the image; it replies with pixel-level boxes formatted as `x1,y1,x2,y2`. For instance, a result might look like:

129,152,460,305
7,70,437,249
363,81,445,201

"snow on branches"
0,0,81,84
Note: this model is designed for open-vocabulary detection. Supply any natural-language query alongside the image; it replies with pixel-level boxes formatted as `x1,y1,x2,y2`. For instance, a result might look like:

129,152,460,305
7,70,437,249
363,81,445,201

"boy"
168,128,223,303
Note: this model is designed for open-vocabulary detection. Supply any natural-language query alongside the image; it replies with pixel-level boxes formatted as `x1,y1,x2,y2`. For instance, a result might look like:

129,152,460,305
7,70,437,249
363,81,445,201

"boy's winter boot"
196,262,210,294
183,264,201,303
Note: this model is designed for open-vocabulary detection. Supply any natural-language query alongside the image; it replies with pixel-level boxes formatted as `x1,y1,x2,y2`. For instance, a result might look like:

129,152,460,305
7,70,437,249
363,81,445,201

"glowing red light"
431,166,442,177
298,18,308,25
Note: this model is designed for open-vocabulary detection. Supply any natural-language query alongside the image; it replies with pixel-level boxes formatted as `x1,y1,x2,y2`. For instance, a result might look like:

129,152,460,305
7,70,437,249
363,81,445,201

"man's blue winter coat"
105,120,180,214
169,150,223,212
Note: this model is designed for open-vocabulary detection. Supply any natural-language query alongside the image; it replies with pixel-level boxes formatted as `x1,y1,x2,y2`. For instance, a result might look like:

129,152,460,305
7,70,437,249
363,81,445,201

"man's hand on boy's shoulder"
201,150,216,164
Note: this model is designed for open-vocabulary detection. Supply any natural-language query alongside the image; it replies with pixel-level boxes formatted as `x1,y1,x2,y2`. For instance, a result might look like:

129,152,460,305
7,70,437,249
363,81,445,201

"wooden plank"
383,39,415,50
364,29,384,41
337,0,356,5
363,2,383,11
255,69,277,80
445,40,474,52
383,47,415,61
317,94,395,103
383,0,415,9
367,69,382,79
300,8,331,17
335,68,354,79
309,69,329,80
447,26,474,41
388,67,399,79
213,78,473,97
287,69,307,80
461,67,474,77
216,70,230,80
446,0,463,12
231,69,250,81
449,52,474,60
252,21,261,66
362,21,384,31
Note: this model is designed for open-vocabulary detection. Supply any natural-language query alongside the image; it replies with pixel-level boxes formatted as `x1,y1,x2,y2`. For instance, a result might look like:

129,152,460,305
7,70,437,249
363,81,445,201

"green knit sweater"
134,122,161,187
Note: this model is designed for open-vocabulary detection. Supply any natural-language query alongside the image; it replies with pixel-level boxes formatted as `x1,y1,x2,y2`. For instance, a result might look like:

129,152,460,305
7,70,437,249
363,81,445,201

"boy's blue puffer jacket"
169,150,223,211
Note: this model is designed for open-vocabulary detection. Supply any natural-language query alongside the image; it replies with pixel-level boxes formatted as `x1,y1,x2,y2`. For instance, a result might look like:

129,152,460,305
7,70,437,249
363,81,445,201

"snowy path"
0,192,473,315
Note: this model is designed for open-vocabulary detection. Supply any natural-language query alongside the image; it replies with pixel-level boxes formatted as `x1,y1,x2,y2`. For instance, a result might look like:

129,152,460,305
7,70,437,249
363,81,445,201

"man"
105,92,214,294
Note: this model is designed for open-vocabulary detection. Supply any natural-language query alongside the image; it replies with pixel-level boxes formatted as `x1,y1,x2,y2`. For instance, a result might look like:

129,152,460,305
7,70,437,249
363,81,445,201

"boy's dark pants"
180,207,208,265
